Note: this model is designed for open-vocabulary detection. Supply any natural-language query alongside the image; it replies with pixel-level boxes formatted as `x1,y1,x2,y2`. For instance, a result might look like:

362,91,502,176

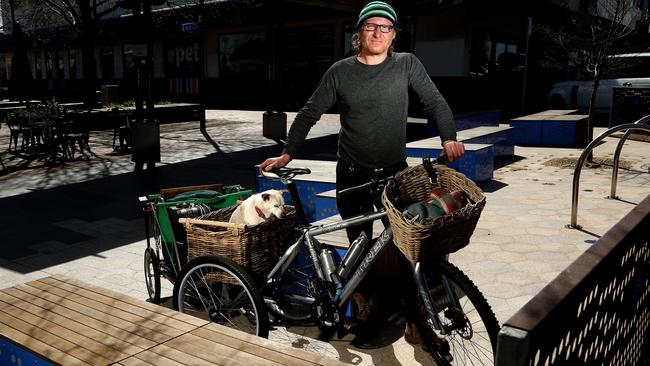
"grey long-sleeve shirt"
283,52,456,169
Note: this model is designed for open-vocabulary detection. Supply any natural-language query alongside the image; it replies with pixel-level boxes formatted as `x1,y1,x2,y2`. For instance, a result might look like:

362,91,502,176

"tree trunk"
79,2,98,109
586,77,601,161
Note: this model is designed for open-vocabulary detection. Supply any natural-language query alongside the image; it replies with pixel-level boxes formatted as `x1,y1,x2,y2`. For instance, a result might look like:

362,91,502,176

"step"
510,110,588,146
315,189,338,221
407,110,501,138
456,124,515,156
406,141,494,182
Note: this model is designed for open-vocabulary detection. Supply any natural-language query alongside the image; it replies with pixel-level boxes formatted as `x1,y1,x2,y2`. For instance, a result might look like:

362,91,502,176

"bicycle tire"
265,245,319,323
144,247,161,304
416,258,499,365
173,255,269,338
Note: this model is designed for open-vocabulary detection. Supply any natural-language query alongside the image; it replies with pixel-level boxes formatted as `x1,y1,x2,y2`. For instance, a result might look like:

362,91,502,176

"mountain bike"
172,157,500,365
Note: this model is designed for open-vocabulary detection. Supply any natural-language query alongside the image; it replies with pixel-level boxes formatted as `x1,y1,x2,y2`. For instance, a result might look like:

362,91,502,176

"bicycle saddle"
260,167,311,180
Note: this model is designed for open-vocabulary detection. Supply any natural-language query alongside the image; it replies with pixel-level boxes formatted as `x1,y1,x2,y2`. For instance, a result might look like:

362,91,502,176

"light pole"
119,0,160,171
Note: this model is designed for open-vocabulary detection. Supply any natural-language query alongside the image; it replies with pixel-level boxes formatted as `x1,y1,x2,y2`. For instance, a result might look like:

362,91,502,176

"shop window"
57,50,64,79
494,42,524,72
46,51,54,79
470,36,491,76
0,55,6,81
68,49,77,79
101,46,114,80
218,32,266,76
34,52,43,79
282,25,334,103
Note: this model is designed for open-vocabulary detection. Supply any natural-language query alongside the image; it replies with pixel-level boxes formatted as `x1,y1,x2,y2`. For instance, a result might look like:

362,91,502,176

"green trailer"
139,183,251,303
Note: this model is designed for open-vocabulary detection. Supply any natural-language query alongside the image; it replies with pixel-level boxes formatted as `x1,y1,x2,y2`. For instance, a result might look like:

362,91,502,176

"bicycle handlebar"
337,155,448,197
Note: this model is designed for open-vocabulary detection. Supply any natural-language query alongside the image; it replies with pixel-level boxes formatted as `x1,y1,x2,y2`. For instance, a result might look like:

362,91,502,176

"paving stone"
0,115,648,366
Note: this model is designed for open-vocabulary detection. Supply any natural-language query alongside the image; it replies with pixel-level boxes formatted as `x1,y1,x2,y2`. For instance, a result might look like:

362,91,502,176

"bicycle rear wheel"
416,258,499,365
265,245,318,323
173,255,269,338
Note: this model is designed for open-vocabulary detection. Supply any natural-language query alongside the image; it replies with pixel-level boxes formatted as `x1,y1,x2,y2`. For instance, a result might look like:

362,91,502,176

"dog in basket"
229,189,286,225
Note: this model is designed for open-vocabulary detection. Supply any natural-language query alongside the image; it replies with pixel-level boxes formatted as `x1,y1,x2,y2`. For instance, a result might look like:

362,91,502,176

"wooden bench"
0,275,344,366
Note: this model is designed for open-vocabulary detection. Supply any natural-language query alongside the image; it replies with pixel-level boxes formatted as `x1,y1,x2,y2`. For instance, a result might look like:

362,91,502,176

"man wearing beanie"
260,0,464,346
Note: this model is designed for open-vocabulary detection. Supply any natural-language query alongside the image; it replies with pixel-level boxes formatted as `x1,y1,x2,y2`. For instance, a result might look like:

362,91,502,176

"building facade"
0,0,648,115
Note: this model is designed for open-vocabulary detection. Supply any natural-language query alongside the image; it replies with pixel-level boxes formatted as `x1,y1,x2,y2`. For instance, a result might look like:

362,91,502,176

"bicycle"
172,157,500,365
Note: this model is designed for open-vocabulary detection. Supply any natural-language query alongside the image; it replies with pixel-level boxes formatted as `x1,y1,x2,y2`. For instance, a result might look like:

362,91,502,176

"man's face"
358,17,396,56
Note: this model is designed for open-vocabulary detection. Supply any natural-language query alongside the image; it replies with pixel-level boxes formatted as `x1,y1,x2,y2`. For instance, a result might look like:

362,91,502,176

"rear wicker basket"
180,205,297,278
381,164,486,263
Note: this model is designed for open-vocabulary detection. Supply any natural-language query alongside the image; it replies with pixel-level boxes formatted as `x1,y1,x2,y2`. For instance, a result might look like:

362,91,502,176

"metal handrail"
569,122,650,228
609,115,650,199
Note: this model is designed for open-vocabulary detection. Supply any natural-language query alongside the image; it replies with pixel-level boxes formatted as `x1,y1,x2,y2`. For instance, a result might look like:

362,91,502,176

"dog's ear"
262,193,270,201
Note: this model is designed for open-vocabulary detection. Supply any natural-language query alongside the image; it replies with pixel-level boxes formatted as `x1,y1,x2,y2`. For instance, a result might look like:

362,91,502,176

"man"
260,0,464,344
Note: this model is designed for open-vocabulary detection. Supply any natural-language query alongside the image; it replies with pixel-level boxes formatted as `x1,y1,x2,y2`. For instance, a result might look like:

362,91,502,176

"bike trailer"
144,184,252,272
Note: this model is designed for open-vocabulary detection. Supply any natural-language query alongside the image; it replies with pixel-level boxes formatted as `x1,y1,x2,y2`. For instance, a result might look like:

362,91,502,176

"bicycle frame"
265,209,392,306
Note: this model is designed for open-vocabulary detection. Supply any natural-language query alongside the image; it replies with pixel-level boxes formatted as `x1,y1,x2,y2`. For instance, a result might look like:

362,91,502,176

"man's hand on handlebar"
443,140,465,162
259,153,292,174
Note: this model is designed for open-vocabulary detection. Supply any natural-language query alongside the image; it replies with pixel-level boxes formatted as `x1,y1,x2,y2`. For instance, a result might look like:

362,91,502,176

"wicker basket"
179,205,297,278
381,164,486,263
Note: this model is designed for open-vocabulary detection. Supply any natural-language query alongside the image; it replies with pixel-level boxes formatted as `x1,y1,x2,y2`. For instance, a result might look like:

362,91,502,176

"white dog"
229,189,286,225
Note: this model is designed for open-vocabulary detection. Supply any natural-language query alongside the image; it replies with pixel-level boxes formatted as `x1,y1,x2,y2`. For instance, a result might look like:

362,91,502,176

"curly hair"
351,31,396,56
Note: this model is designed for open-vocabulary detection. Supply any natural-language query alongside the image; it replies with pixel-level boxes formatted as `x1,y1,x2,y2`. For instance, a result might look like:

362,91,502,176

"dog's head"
258,189,285,219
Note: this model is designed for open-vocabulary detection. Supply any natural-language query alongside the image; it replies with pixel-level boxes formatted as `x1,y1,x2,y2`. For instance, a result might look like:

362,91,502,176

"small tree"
558,0,641,144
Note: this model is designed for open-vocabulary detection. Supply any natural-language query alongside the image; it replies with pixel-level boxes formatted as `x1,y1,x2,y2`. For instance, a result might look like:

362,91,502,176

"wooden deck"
0,275,345,366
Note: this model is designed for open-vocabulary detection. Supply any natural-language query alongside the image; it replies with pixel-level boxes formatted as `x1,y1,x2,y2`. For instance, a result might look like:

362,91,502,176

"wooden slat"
25,281,185,339
0,310,108,365
0,324,87,365
129,348,187,366
0,297,131,362
38,277,199,332
162,332,281,366
114,355,162,366
47,275,206,327
127,344,217,366
0,291,145,356
195,323,345,366
4,285,169,345
0,286,157,349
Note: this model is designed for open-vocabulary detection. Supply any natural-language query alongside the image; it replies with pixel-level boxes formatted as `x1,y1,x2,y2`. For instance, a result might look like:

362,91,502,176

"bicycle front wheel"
173,255,269,338
416,258,499,365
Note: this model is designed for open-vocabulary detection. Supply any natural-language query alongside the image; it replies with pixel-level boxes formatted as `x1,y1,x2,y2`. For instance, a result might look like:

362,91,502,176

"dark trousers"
335,159,418,323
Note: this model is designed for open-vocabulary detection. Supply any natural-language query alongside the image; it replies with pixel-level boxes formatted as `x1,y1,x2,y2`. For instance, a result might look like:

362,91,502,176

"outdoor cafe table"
0,275,345,366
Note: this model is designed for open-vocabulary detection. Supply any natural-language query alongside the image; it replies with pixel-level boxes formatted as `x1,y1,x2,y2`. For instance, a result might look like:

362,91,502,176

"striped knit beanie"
356,1,398,28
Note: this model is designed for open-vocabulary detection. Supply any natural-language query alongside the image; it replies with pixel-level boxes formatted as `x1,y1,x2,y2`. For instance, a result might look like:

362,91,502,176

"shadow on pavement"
0,134,338,272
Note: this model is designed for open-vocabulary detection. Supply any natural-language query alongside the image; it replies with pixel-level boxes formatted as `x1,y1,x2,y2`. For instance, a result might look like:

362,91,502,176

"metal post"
199,0,206,134
609,115,650,199
569,123,650,228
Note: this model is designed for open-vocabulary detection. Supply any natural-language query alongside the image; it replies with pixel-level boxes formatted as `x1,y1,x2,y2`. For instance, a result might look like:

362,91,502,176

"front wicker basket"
181,205,297,279
381,164,486,263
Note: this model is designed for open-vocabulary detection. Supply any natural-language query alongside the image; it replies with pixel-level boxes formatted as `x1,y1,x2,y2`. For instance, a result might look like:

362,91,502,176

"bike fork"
412,262,445,331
